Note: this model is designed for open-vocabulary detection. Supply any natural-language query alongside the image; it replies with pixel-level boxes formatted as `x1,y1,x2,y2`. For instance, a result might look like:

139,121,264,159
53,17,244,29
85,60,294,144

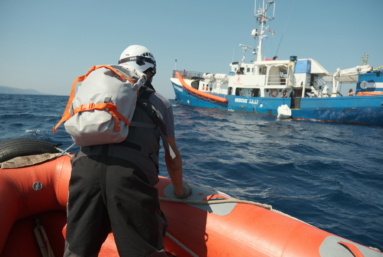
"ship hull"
172,81,383,125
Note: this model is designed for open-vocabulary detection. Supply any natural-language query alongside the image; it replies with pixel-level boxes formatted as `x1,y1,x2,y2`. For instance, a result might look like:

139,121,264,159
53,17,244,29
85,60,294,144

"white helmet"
118,45,156,75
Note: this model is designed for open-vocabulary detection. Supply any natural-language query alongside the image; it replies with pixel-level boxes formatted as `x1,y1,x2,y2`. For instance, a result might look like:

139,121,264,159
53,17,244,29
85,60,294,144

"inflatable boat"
0,138,382,257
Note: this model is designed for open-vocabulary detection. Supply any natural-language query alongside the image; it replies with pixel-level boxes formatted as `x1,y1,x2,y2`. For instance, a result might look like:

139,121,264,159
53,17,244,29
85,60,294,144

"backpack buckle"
74,103,96,114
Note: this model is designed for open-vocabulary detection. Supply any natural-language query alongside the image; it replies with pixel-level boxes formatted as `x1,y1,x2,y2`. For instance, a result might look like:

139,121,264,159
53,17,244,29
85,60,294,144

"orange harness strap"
53,65,135,133
72,103,130,132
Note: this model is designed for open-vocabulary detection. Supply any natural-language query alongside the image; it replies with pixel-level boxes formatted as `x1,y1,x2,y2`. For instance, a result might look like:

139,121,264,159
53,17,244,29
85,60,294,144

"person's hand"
174,182,192,199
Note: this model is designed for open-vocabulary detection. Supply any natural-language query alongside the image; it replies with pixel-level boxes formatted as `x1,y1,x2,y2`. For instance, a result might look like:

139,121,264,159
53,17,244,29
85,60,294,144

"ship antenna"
252,0,275,61
275,0,296,57
239,44,253,64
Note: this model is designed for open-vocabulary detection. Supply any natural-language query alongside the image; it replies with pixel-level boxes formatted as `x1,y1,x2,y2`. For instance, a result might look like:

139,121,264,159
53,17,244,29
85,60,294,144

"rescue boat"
0,138,382,257
170,0,383,126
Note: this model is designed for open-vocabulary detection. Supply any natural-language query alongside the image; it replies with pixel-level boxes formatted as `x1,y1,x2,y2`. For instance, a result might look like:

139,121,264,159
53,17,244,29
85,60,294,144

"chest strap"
130,121,176,159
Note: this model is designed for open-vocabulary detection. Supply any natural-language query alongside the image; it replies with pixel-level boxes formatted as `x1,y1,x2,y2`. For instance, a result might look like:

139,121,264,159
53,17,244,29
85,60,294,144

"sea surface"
1,93,382,250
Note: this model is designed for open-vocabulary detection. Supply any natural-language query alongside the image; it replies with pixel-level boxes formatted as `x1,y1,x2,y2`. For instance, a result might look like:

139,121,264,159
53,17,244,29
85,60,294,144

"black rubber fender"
0,138,60,163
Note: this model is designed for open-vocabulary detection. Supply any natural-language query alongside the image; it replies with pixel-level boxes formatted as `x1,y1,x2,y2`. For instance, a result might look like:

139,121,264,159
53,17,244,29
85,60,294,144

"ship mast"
252,0,275,62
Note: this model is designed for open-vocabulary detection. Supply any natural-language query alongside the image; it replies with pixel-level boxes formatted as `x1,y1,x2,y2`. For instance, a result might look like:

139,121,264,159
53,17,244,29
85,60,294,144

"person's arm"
164,135,184,196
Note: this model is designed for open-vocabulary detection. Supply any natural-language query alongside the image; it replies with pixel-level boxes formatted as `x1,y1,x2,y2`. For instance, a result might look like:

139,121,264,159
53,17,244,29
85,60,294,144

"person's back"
64,45,191,257
115,84,174,185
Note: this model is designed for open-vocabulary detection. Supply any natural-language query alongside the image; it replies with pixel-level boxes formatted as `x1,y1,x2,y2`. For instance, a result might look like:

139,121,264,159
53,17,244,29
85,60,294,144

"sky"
1,0,382,99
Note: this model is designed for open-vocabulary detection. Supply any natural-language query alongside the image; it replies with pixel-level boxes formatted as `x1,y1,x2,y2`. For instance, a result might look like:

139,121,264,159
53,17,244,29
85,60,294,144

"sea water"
0,93,382,249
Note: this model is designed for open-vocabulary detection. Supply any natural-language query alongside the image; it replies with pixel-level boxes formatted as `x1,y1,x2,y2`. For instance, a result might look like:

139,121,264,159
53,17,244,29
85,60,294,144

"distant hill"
0,85,42,95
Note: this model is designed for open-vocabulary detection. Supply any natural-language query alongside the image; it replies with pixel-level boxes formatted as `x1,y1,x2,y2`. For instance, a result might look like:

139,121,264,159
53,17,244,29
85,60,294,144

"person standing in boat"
64,45,192,257
348,88,354,96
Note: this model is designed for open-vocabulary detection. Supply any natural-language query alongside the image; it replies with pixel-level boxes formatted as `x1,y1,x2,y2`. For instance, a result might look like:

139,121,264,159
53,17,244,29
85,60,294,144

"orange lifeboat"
1,138,382,257
357,91,383,96
175,72,228,103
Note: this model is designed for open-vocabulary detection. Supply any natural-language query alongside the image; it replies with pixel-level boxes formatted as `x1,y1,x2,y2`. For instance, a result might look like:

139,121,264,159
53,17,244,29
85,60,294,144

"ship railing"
172,70,204,79
313,77,328,92
267,75,287,86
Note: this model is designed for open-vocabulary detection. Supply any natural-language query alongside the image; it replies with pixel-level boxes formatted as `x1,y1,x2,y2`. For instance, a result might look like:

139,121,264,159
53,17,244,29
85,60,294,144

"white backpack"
53,65,146,146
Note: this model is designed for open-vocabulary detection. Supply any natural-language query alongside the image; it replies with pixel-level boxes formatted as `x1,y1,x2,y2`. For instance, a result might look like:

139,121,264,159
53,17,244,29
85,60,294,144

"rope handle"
159,196,311,225
159,197,272,210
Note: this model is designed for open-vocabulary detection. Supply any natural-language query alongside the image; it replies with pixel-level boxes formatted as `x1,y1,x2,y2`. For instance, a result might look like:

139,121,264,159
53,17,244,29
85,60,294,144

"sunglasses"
118,56,156,66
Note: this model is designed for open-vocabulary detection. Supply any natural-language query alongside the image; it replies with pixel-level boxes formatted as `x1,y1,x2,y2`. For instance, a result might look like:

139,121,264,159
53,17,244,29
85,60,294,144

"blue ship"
170,0,383,125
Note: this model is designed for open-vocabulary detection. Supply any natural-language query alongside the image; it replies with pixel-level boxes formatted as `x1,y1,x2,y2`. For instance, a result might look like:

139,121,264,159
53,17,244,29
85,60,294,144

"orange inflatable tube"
357,91,383,96
1,155,382,256
176,72,228,103
0,156,71,256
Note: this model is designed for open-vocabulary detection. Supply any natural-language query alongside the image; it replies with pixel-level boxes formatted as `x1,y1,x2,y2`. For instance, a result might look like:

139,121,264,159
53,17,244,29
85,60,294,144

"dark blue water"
1,94,382,249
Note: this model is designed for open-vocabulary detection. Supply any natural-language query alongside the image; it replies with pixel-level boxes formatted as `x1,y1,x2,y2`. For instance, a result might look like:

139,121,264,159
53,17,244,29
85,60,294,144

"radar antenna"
252,0,275,61
239,44,253,63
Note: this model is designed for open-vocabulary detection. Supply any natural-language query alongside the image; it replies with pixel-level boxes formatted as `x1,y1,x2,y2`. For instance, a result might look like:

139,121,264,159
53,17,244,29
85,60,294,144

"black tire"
0,138,60,163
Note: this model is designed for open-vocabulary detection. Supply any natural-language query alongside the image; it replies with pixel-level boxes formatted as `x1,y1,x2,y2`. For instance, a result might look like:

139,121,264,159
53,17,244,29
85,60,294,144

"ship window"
251,88,260,97
235,88,253,97
228,87,232,95
191,80,199,89
259,67,267,75
247,68,250,72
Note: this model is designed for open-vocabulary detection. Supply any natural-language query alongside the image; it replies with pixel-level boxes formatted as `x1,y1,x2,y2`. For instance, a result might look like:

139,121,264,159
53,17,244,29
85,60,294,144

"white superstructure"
171,0,371,100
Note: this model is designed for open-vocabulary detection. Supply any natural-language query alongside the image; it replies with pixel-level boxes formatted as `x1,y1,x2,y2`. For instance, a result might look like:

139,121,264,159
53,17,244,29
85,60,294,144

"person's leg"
64,155,111,257
105,157,168,257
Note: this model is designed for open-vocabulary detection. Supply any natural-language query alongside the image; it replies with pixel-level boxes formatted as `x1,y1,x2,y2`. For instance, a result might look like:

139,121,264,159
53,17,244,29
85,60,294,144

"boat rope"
159,197,272,210
275,0,297,57
55,143,75,157
166,232,199,257
368,246,382,252
159,197,310,225
34,218,55,257
373,65,383,71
